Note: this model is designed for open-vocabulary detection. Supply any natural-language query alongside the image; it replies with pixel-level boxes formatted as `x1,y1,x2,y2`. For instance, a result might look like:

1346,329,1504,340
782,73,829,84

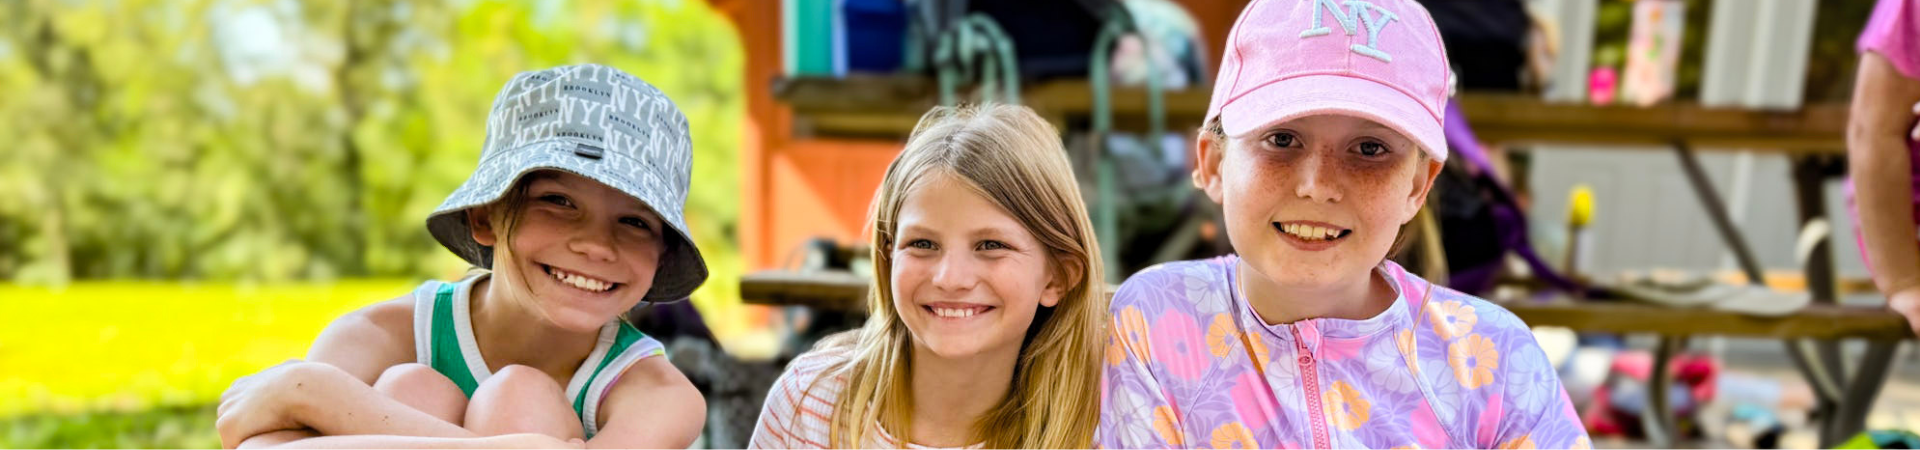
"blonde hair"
818,103,1106,448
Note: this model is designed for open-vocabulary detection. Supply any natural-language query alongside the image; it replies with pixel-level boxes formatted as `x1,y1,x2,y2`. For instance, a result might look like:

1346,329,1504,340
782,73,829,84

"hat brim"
426,139,708,303
1219,74,1448,163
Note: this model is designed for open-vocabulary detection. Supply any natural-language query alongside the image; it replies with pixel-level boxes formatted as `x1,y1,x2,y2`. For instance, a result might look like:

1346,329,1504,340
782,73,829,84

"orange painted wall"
713,0,1248,272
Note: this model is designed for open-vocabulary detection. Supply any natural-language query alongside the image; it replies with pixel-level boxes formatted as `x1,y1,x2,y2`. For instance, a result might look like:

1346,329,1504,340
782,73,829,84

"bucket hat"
427,64,707,302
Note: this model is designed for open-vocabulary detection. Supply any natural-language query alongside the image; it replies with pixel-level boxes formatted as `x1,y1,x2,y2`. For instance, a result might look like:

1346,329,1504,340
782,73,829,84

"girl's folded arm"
581,356,707,449
230,298,477,447
244,433,576,449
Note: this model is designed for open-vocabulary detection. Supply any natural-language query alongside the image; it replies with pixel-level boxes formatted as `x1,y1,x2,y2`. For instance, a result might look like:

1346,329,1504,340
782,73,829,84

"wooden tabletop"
740,270,871,311
742,269,1911,340
774,75,1849,153
1499,299,1912,341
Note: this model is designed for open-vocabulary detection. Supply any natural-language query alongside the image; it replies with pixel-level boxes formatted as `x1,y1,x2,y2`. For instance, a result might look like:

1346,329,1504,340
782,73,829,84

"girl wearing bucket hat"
216,64,708,449
1097,0,1587,448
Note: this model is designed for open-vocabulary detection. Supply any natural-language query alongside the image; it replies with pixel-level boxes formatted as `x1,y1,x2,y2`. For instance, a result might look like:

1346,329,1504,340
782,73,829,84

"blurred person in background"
1847,0,1920,337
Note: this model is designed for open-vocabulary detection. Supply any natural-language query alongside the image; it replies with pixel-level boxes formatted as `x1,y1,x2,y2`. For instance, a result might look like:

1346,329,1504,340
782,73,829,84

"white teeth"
549,267,612,292
1281,224,1344,241
932,307,979,318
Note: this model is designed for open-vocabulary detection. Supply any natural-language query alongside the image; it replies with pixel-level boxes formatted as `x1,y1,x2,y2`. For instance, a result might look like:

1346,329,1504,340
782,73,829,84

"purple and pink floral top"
1098,256,1590,449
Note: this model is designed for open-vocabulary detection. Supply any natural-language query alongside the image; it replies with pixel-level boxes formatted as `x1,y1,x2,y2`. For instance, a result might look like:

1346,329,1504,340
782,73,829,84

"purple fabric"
1441,100,1589,296
1097,257,1591,449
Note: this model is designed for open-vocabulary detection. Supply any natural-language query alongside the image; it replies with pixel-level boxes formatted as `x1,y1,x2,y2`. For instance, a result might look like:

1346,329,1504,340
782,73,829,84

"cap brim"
1219,74,1447,162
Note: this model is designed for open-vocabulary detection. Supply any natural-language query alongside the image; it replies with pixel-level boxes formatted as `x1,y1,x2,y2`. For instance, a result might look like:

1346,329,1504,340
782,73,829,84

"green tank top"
410,276,664,438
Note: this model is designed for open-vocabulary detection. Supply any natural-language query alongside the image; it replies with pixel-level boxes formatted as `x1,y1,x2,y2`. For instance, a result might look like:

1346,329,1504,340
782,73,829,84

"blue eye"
976,240,1009,251
1266,132,1300,148
1356,141,1391,157
905,239,936,250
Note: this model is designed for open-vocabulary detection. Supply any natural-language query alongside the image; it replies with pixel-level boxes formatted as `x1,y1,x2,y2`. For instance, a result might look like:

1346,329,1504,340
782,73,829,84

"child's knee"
373,363,467,425
466,365,582,439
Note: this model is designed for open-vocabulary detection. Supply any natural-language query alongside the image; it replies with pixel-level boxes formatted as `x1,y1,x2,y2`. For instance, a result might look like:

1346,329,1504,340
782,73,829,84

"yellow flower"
1447,334,1501,389
1571,436,1592,449
1498,435,1536,449
1206,313,1239,357
1322,381,1372,431
1209,422,1258,449
1118,306,1152,360
1106,324,1127,367
1153,406,1186,446
1428,300,1478,340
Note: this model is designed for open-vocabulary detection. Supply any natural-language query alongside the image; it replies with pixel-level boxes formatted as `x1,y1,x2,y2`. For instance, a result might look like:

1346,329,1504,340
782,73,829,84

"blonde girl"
749,103,1105,448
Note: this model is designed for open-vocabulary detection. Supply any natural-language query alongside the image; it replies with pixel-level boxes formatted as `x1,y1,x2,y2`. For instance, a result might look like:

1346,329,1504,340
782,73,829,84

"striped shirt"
748,343,979,449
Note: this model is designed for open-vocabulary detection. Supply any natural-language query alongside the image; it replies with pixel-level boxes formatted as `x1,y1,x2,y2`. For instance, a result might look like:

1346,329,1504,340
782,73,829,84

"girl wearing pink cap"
1098,0,1588,448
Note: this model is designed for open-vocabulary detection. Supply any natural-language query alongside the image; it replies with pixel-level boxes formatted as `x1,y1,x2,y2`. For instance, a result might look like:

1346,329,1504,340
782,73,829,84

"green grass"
0,277,761,447
0,280,414,419
2,404,220,448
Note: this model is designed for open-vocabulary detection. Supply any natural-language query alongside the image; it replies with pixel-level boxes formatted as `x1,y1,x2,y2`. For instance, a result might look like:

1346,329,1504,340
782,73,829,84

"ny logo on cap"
1299,0,1399,63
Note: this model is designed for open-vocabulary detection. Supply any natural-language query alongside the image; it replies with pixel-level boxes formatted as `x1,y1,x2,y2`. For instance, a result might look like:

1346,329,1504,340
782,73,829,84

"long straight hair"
819,103,1106,448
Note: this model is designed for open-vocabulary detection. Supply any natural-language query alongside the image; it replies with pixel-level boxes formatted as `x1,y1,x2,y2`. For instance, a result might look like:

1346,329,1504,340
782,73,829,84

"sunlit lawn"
0,280,414,446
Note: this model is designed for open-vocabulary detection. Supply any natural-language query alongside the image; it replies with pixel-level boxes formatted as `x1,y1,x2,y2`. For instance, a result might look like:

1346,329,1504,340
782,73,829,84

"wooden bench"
744,267,1911,446
768,74,1888,445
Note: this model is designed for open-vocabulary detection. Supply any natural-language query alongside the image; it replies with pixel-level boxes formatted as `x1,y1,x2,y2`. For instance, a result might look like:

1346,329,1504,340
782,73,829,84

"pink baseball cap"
1206,0,1452,162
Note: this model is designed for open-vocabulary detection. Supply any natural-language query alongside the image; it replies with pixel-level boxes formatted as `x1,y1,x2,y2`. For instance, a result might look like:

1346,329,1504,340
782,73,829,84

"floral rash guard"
1098,256,1590,449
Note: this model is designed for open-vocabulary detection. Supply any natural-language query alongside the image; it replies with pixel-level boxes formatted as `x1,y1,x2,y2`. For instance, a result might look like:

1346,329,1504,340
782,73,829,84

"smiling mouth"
1275,222,1353,242
541,264,620,293
923,304,994,318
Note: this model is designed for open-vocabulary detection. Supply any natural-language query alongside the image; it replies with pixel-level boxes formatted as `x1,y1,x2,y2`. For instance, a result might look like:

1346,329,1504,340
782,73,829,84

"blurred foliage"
0,0,756,442
0,0,749,326
1805,0,1876,103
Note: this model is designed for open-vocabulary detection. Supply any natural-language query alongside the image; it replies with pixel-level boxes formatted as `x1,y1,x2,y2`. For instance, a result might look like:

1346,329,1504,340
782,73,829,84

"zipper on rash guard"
1292,325,1331,449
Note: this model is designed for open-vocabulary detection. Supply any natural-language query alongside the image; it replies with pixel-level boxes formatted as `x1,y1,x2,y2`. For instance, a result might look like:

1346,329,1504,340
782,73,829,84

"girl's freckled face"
1209,114,1436,290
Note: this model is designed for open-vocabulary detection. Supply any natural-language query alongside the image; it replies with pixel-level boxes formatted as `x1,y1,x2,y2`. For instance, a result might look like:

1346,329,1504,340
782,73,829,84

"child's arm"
220,360,478,447
242,432,579,449
218,298,477,448
578,356,707,449
1849,50,1920,337
1099,304,1183,449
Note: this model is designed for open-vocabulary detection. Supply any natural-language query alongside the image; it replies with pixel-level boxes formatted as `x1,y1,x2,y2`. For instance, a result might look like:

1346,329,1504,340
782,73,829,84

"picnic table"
761,74,1911,446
